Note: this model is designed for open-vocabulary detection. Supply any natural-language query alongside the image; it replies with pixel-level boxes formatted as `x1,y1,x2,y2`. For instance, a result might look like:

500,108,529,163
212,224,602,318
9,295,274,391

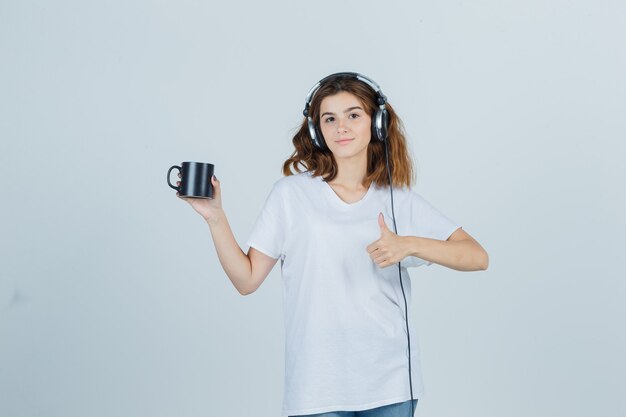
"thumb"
211,175,221,193
378,212,390,234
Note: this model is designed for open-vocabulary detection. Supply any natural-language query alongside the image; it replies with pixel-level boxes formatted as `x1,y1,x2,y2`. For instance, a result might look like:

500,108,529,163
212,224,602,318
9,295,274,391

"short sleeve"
244,182,286,260
403,192,461,268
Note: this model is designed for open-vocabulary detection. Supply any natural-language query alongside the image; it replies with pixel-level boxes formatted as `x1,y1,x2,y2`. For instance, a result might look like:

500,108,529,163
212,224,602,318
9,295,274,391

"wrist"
404,236,420,258
205,208,225,226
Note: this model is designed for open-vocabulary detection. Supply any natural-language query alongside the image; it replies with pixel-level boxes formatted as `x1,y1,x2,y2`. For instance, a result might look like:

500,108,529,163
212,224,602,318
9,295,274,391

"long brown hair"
282,75,415,188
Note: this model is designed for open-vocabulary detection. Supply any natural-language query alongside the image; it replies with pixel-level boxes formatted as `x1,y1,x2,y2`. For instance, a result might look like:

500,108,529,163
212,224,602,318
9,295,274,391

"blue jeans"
290,399,418,417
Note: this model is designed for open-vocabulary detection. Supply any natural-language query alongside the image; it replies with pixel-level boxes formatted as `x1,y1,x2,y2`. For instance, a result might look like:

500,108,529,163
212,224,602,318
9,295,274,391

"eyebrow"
320,106,364,118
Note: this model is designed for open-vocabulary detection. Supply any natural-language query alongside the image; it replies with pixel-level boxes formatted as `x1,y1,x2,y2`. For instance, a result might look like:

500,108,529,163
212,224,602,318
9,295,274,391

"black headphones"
302,72,389,150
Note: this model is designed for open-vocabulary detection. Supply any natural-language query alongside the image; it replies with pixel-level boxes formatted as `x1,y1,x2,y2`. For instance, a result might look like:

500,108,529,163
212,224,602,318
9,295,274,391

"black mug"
167,162,214,199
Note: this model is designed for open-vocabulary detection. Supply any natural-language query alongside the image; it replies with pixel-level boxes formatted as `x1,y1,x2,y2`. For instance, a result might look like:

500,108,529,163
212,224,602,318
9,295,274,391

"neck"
330,153,369,189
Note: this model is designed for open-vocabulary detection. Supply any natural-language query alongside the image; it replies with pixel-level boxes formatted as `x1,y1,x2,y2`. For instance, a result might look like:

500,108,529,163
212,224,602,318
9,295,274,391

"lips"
335,138,354,145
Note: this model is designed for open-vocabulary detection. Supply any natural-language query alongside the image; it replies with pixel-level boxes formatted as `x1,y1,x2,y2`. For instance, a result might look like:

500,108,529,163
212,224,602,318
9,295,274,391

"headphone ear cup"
379,108,389,141
308,117,326,150
315,125,327,149
373,108,389,142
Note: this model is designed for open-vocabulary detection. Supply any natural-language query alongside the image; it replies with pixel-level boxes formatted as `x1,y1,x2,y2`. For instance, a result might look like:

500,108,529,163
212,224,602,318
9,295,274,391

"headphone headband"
303,72,387,117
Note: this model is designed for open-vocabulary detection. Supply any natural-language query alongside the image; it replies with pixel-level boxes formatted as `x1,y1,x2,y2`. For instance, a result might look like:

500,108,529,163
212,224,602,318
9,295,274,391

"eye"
323,116,335,123
348,113,360,119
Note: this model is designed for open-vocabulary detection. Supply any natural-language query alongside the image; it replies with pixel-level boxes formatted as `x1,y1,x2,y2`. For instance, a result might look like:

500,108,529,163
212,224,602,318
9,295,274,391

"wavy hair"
282,75,415,188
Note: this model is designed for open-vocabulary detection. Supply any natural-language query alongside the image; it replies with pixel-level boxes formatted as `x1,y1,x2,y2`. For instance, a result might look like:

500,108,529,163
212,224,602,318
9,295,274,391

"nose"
336,118,348,133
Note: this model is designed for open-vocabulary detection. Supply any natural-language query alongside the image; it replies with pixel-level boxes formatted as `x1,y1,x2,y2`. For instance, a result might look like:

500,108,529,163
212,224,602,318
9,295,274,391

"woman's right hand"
176,173,223,222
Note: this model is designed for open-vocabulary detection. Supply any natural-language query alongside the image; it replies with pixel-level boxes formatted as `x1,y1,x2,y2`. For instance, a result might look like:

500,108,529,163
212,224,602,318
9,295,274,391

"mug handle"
167,165,181,190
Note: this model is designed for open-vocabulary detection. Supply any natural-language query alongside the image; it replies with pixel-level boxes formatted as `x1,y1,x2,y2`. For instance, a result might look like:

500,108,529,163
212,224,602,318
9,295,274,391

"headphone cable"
384,139,415,417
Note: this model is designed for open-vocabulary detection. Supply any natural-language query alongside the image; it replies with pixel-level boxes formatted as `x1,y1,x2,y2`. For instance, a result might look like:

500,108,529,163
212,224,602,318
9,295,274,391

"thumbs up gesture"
366,212,409,268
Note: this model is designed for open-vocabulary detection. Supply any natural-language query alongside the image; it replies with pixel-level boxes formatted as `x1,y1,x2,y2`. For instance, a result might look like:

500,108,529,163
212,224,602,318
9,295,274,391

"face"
318,91,372,161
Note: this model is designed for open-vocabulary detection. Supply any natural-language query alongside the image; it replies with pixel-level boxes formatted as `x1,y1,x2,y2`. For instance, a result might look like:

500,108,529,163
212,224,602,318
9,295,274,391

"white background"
1,0,625,416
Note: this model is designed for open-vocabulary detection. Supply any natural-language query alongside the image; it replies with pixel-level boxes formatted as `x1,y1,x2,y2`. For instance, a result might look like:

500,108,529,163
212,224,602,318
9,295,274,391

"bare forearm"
404,236,489,271
205,208,252,294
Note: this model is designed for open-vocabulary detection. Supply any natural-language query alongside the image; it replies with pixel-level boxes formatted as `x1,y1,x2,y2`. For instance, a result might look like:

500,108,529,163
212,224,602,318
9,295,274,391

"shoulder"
263,172,318,211
403,188,438,209
272,171,318,192
389,185,428,202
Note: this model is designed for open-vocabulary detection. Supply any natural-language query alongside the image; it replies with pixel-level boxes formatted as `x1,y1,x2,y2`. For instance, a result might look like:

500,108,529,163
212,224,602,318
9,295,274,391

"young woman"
176,73,489,417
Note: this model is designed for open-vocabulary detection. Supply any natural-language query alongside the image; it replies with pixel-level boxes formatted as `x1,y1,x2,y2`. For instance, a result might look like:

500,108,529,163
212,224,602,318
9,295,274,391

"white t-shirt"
245,171,461,417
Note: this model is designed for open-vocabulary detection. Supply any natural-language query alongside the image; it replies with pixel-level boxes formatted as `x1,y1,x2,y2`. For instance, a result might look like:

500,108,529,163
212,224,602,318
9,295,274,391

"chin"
334,153,365,162
331,146,368,160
